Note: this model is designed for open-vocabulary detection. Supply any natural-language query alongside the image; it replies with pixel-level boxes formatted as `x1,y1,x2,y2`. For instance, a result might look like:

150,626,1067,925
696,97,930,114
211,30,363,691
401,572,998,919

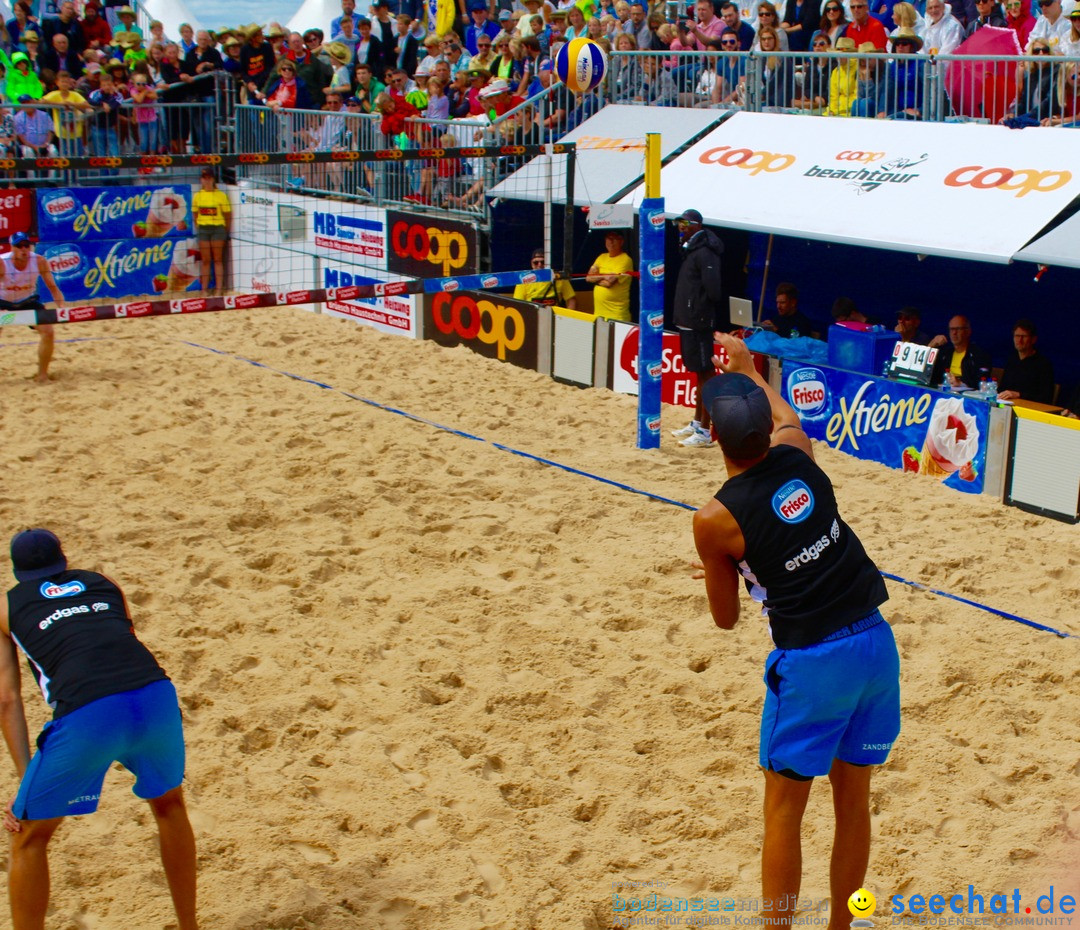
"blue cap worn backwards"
10,529,67,583
701,373,772,460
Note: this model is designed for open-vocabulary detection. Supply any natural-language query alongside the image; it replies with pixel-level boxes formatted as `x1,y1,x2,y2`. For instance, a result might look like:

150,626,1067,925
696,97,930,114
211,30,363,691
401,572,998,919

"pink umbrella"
945,26,1022,121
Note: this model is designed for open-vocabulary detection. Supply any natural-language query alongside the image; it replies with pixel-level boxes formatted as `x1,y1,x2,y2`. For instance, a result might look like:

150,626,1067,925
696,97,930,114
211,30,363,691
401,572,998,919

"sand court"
1,309,1078,930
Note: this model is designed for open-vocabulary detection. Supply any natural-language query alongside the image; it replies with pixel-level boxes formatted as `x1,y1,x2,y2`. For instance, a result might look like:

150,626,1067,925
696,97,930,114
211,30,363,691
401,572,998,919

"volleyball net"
0,143,575,337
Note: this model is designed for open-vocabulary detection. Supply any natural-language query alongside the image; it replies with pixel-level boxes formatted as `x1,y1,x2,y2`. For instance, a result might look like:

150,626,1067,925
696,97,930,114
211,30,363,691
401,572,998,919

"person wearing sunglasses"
753,2,791,49
880,29,925,118
1024,0,1070,52
964,0,1006,37
254,59,314,110
513,249,577,310
792,32,833,108
844,0,888,49
1004,0,1036,47
815,0,849,44
705,30,748,106
923,0,965,56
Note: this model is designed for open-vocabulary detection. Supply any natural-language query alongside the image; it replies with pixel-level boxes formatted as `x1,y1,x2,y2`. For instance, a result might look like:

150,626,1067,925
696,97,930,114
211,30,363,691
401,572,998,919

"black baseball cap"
10,529,68,582
701,373,772,460
677,208,703,225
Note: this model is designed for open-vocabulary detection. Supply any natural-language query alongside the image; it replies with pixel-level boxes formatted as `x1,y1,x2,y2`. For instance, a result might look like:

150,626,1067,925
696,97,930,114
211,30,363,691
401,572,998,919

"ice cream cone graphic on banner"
144,188,187,237
920,397,979,479
167,239,201,292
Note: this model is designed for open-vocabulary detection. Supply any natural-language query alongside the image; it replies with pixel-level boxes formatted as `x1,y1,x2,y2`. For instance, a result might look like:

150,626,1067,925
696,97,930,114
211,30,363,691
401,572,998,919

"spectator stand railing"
2,93,223,187
604,49,1080,124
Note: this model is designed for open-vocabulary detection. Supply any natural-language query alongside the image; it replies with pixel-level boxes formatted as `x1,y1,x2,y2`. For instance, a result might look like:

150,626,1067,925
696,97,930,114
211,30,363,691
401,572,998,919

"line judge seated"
513,249,576,310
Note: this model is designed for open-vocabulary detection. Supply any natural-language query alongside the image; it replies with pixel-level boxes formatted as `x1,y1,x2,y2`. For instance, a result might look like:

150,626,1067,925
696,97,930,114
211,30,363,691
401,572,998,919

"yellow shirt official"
591,251,634,322
513,278,575,307
192,190,231,227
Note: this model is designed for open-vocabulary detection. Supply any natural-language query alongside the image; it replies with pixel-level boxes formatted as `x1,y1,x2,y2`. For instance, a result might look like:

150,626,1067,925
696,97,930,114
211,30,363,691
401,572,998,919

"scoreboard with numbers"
885,341,938,385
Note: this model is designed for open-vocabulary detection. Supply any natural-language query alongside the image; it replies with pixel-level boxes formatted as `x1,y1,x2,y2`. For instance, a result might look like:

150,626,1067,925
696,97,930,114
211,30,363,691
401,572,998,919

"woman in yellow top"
825,36,859,116
586,230,634,322
192,168,231,294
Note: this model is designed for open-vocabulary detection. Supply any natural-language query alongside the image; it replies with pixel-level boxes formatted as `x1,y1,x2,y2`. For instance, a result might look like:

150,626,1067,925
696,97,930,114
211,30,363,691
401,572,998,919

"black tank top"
714,444,887,649
6,569,168,719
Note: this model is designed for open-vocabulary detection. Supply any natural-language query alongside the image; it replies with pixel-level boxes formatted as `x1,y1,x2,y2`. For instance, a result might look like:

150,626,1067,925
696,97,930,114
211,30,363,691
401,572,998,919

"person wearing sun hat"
881,27,925,118
692,332,898,930
0,529,199,929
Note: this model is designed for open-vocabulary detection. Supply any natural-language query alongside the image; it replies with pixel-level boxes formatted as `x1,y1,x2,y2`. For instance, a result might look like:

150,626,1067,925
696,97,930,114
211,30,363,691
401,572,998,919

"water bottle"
986,378,998,399
941,373,952,392
978,377,987,395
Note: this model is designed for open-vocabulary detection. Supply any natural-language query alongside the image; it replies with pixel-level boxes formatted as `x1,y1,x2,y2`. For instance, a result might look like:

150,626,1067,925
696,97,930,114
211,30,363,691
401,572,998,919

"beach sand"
1,309,1077,930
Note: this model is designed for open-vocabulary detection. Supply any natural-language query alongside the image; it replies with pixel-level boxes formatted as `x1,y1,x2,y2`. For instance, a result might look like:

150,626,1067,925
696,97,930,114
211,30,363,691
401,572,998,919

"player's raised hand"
712,331,754,376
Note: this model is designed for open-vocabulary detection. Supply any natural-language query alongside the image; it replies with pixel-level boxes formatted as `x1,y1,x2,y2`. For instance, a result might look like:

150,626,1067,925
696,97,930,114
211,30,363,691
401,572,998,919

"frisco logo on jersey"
40,580,86,598
772,480,814,524
787,367,829,419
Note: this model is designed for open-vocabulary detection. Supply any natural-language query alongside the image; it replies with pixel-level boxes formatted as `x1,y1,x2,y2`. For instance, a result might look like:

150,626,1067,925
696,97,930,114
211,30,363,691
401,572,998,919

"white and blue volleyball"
555,38,608,93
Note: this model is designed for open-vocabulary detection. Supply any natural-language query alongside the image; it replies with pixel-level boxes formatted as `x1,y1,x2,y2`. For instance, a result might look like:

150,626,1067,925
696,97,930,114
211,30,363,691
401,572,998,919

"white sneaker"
671,421,699,438
680,429,714,448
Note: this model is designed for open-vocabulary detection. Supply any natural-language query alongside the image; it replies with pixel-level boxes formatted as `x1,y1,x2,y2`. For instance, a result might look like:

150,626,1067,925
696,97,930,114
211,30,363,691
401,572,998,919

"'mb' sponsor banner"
40,238,203,301
37,186,192,241
423,290,537,369
322,263,416,338
387,211,479,279
781,360,988,495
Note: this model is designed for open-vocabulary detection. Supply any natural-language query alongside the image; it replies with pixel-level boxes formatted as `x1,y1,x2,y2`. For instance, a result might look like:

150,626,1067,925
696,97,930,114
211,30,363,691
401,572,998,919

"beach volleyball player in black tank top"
692,333,900,930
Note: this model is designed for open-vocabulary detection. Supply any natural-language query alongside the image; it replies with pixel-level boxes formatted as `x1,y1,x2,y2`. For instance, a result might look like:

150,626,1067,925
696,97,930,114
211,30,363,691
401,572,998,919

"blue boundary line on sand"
180,338,1078,642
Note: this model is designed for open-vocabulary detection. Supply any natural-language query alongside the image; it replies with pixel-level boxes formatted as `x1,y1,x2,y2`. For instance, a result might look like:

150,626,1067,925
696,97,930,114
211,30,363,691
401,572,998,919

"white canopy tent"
615,111,1080,265
1013,211,1080,268
141,0,203,40
286,0,339,37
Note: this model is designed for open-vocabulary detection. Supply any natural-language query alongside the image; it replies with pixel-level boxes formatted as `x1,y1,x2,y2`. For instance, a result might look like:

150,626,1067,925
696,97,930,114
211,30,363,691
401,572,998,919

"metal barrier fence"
605,49,1080,124
2,72,237,186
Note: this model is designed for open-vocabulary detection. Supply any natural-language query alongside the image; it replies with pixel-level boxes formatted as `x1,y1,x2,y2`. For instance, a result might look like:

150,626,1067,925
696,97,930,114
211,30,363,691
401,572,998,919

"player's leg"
761,768,814,929
826,760,873,930
36,324,54,383
147,786,198,930
8,816,63,930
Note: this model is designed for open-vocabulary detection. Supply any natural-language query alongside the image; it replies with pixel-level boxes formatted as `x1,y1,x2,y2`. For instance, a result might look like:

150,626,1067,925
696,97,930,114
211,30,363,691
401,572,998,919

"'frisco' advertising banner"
781,360,989,495
40,238,204,301
37,186,193,241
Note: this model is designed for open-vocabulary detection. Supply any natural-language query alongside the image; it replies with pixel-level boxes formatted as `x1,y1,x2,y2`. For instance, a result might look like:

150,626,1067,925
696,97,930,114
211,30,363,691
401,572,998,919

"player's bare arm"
38,254,65,306
693,499,745,630
0,599,31,781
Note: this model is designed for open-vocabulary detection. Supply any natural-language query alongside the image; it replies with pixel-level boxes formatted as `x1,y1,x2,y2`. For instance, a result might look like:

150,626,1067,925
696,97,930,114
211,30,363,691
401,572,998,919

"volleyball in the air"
555,38,608,93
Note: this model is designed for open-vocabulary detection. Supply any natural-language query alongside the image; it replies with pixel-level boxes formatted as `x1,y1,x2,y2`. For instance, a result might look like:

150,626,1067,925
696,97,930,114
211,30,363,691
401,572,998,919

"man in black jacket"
670,208,725,448
929,315,992,390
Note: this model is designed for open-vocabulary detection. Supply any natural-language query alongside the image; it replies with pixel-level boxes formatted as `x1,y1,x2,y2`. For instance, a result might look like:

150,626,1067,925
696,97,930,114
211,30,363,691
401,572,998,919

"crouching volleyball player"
0,529,197,930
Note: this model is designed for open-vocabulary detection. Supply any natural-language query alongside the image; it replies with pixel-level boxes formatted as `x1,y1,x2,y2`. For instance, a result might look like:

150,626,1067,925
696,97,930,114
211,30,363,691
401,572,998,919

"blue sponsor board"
37,186,192,242
40,238,202,301
781,360,989,495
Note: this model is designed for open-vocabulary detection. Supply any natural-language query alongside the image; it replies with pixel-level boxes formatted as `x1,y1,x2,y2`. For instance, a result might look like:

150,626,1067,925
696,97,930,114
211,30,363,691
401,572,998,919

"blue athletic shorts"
759,612,901,778
13,679,185,820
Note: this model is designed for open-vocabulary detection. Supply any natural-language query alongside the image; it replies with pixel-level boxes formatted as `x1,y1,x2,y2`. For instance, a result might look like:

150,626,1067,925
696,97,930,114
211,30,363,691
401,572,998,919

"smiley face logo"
848,889,877,918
